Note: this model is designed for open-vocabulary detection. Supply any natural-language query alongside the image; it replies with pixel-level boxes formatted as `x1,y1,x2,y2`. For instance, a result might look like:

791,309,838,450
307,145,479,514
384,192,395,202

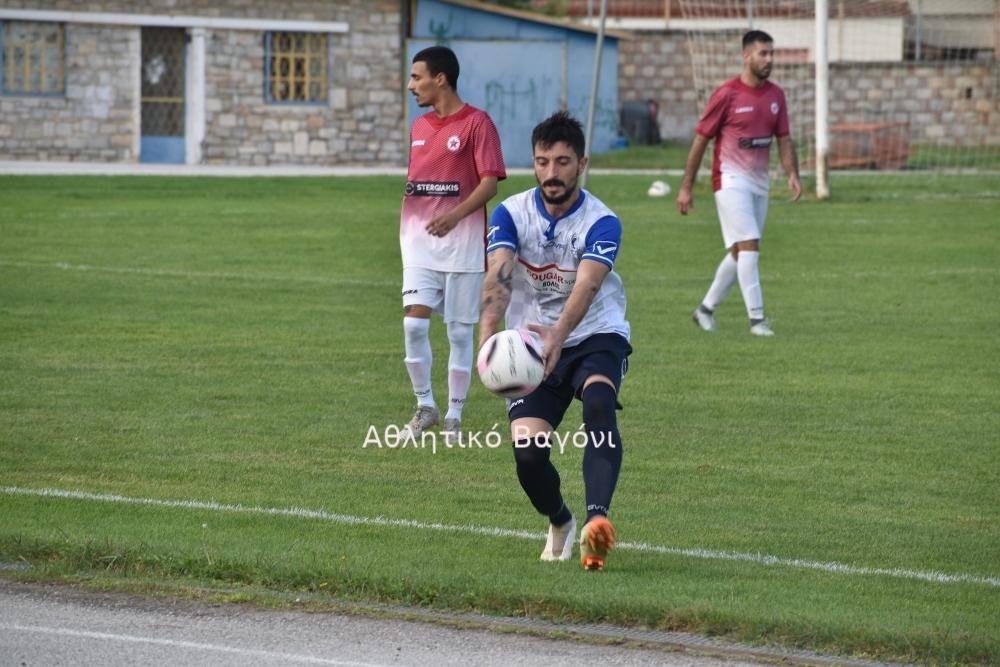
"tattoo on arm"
497,261,512,292
481,257,513,319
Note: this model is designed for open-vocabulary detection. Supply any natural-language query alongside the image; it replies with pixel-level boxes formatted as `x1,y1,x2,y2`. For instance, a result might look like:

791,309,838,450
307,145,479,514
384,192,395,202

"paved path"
0,580,755,667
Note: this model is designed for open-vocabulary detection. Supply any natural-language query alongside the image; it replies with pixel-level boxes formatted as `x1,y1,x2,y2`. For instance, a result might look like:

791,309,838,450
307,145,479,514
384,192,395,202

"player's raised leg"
512,417,576,561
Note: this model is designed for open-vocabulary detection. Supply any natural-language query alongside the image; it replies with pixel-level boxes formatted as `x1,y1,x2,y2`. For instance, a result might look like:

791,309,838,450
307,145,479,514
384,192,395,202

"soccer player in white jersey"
400,46,506,443
676,30,801,336
479,112,631,571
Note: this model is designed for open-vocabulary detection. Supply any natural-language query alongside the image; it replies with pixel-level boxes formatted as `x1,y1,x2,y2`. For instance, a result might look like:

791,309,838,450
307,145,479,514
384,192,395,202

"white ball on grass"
647,180,671,197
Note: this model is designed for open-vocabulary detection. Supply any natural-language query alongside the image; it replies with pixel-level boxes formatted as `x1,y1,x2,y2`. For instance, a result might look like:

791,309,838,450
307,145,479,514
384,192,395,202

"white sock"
703,253,738,311
737,251,765,321
403,316,435,408
445,321,473,421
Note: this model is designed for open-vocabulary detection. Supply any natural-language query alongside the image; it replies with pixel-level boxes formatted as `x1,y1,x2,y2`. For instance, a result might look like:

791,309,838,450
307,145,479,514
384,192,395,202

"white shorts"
402,267,483,324
714,183,769,249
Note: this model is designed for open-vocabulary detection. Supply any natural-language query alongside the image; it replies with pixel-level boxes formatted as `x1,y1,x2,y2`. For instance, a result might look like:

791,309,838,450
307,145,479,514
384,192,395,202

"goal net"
671,0,1000,194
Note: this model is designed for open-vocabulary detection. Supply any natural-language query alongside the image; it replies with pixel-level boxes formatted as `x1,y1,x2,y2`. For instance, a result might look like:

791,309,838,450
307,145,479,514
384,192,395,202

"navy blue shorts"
507,333,632,431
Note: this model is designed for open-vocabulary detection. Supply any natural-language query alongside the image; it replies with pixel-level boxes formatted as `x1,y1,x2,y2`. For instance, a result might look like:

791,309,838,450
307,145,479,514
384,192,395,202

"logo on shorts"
771,102,779,114
402,289,418,296
446,135,461,151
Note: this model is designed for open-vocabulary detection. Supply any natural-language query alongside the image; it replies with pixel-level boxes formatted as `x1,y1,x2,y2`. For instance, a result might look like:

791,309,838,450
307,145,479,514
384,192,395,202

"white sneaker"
540,515,576,561
692,306,716,332
442,417,461,446
750,320,775,337
400,405,439,440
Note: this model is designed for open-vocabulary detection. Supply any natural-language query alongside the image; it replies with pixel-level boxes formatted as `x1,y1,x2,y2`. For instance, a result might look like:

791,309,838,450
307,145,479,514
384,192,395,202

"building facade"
0,1,406,165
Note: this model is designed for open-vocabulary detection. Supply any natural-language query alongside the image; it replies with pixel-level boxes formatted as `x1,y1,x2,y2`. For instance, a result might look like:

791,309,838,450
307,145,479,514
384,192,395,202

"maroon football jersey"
401,104,506,272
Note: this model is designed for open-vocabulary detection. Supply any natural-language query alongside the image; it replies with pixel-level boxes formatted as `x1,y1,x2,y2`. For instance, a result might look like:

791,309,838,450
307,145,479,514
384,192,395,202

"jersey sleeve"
694,84,730,139
581,215,622,268
473,113,507,180
774,87,790,137
486,204,518,253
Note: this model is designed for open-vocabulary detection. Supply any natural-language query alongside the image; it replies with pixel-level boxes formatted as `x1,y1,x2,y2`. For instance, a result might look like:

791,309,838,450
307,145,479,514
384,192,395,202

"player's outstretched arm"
478,247,514,349
426,176,499,237
528,259,610,376
777,135,802,201
676,133,710,216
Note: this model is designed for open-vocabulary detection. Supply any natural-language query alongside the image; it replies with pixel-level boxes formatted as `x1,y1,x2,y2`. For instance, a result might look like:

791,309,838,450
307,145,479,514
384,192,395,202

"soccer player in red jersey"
676,30,801,336
400,46,506,442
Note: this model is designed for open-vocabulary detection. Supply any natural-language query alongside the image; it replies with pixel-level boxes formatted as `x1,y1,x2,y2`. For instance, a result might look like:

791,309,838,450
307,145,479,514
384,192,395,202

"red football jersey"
401,104,506,272
696,77,790,193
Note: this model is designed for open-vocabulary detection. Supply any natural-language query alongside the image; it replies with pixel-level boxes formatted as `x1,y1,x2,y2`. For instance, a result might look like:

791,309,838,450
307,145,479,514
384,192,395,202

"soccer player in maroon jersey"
399,46,506,442
676,30,801,336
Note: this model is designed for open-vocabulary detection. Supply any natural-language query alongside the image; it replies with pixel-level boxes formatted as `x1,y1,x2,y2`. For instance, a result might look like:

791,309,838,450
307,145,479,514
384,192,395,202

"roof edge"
433,0,632,40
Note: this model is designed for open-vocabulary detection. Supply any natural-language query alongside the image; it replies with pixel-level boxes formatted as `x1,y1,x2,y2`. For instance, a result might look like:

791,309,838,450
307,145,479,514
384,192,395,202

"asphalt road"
0,580,754,667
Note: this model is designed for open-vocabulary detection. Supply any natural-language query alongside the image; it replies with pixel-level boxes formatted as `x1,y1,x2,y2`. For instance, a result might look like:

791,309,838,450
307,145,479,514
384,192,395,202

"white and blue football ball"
477,329,545,399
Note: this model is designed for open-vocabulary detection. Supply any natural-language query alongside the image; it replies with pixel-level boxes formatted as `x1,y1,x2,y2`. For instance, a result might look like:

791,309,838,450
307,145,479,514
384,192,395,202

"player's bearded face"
534,143,584,206
746,42,774,80
538,172,578,205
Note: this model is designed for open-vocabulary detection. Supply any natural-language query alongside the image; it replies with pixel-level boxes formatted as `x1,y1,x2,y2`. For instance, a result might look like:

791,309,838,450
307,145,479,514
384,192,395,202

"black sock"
581,383,623,522
550,503,572,527
512,435,567,521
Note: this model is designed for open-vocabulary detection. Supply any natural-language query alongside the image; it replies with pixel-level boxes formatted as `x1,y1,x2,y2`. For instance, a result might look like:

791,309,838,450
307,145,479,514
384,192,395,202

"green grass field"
590,141,1000,171
1,174,998,664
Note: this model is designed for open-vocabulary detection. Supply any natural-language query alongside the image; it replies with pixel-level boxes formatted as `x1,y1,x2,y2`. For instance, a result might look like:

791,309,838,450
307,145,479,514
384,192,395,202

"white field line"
0,624,388,667
0,259,396,289
3,486,998,589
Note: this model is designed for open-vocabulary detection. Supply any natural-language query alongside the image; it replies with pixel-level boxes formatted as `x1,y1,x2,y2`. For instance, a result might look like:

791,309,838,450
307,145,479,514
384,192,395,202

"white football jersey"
487,188,629,348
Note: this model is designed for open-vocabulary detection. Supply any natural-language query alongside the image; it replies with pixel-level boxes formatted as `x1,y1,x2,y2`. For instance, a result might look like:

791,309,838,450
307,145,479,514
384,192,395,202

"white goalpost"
815,0,830,198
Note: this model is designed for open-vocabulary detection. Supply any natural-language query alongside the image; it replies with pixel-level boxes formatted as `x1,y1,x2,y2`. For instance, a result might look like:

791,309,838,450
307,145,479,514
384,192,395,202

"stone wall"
0,23,139,161
618,31,702,141
619,30,1000,148
0,0,406,165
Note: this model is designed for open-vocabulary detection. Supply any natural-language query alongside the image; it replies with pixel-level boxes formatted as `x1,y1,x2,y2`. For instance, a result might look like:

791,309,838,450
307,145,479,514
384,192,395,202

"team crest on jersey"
446,135,461,151
771,102,779,114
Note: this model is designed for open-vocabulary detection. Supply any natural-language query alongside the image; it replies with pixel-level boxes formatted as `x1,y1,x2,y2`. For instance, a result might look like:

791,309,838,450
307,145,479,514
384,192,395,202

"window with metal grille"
265,31,327,104
1,21,65,95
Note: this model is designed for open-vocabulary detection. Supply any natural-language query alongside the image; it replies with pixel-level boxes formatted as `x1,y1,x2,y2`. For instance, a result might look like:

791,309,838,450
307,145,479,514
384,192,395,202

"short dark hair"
531,111,585,159
412,45,459,90
742,30,773,49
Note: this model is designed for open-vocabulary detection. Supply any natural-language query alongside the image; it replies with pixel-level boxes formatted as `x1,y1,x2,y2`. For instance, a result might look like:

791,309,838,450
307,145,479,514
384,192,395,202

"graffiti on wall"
428,15,452,45
483,77,556,124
